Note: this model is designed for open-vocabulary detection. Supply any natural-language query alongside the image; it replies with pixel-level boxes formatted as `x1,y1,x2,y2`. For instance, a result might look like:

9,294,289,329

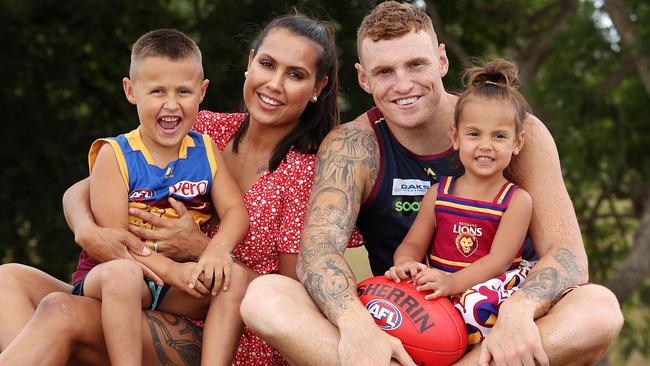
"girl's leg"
82,259,152,366
0,263,72,350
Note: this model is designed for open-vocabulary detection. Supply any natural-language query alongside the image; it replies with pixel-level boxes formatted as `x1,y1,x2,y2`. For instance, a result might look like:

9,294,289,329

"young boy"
72,29,249,366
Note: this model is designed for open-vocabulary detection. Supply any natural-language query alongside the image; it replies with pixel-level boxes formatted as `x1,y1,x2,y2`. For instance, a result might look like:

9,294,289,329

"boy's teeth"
159,116,180,130
260,95,281,106
396,96,418,105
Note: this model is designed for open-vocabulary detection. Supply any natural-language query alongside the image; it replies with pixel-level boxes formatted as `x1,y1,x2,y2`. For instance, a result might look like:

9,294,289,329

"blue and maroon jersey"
429,176,524,273
72,128,217,284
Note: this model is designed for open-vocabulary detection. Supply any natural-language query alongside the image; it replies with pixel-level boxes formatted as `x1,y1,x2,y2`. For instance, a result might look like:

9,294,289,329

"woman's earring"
311,95,318,103
244,71,249,78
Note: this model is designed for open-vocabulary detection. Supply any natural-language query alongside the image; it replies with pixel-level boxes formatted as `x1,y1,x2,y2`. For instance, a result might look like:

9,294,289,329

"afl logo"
365,299,402,330
129,189,154,201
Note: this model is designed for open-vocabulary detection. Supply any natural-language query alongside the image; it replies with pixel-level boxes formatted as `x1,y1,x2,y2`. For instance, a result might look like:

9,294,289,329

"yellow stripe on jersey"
88,139,129,190
430,254,522,267
442,176,453,194
202,134,218,178
124,128,155,165
496,183,515,204
178,134,196,159
435,200,504,216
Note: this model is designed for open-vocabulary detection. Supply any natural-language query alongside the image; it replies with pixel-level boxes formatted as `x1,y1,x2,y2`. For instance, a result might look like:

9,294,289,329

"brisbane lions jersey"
72,128,216,284
429,176,525,273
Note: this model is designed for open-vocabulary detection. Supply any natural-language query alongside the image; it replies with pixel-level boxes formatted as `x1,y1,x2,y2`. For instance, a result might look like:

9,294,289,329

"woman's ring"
153,241,158,253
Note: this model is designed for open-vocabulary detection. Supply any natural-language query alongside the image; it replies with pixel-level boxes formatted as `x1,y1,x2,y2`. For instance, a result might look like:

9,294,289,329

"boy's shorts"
71,276,171,311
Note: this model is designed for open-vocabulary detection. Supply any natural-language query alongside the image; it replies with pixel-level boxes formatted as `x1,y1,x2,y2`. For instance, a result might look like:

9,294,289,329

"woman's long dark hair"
232,14,339,171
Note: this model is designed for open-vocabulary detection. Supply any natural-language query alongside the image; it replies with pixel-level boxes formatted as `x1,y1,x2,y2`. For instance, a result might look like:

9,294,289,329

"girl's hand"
384,261,425,282
189,243,234,295
413,267,454,299
164,262,210,298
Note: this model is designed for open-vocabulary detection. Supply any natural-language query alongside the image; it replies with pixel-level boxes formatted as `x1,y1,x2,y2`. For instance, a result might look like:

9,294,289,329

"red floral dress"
193,110,363,365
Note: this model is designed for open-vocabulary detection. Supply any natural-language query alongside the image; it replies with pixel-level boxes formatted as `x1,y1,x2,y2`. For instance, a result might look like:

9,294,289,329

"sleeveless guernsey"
72,128,217,284
429,176,524,273
356,107,464,275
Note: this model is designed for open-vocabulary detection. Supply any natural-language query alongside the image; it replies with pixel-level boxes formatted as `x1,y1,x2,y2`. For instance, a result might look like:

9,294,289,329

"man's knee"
33,292,80,333
0,263,28,289
241,274,298,333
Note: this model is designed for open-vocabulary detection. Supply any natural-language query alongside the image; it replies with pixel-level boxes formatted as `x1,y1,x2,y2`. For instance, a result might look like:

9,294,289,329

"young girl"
385,58,533,346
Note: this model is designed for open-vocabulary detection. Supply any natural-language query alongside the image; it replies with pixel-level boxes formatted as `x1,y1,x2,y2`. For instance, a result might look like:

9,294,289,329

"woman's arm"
63,177,149,262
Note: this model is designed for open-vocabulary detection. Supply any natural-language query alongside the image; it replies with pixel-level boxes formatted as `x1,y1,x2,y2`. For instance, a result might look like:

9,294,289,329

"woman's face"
244,27,327,130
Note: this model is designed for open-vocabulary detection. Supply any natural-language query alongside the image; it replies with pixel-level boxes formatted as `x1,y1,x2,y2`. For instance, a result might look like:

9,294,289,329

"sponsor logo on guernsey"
365,299,402,330
392,179,430,196
129,189,154,201
169,180,208,198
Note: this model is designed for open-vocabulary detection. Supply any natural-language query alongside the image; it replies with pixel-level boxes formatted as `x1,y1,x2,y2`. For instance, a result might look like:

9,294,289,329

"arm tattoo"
521,248,585,304
145,311,202,366
298,125,379,323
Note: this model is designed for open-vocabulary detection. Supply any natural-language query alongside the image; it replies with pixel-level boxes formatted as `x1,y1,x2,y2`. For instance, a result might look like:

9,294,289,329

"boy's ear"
122,77,137,105
513,131,525,155
451,125,459,150
199,79,210,103
355,62,371,95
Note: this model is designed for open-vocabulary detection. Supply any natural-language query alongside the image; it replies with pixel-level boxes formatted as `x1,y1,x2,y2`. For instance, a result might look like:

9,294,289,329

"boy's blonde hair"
356,1,437,56
130,29,203,78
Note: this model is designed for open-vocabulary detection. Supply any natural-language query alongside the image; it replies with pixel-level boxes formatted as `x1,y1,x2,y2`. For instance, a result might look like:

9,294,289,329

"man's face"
355,30,449,130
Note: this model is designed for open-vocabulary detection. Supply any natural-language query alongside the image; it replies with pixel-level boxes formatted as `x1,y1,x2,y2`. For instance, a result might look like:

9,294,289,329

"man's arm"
296,121,378,323
296,120,415,366
507,115,588,316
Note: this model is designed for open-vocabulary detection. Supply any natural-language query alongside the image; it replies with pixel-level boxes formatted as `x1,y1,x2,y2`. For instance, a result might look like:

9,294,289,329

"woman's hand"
76,223,151,263
128,197,209,261
384,261,425,282
189,243,234,295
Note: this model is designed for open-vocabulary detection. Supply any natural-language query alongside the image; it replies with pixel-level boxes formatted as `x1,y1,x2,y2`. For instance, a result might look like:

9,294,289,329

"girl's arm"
189,142,249,293
443,188,532,295
387,185,438,281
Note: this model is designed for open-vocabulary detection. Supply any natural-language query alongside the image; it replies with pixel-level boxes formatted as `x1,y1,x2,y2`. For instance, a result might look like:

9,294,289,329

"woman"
0,14,362,366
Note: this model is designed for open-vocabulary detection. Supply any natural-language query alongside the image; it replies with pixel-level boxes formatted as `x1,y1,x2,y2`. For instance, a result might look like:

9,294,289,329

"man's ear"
123,77,136,105
355,62,371,94
438,43,449,78
513,131,525,155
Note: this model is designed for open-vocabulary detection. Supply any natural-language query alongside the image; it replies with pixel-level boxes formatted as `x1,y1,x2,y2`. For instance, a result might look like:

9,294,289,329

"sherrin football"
357,276,467,366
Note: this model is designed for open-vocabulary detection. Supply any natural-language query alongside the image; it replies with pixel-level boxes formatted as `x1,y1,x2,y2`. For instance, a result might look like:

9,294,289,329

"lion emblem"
455,232,478,257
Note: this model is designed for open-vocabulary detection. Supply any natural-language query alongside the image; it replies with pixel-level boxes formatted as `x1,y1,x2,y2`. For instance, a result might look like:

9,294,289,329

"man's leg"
455,284,623,366
241,274,341,365
0,263,72,350
0,291,204,366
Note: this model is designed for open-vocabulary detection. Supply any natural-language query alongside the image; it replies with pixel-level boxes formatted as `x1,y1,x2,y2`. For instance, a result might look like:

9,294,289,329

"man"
241,2,623,365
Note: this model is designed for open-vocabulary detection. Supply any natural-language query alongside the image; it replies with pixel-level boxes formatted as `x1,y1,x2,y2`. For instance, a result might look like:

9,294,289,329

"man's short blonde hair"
356,1,437,57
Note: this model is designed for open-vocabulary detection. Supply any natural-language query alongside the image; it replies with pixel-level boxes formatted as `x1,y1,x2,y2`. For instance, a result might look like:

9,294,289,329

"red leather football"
357,276,467,366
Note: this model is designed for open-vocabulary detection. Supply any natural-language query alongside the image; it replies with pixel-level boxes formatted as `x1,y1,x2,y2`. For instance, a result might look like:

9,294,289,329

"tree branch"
424,0,470,65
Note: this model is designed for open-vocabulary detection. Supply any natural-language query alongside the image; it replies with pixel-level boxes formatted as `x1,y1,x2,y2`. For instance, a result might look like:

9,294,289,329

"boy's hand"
384,261,425,283
164,262,210,298
413,267,454,299
189,244,234,295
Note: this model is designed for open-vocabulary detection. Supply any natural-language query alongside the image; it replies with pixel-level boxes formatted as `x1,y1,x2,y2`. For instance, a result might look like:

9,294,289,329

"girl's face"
452,97,524,180
243,27,328,131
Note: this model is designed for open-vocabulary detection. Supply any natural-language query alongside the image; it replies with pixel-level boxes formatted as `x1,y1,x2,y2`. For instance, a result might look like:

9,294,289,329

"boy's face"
123,56,208,153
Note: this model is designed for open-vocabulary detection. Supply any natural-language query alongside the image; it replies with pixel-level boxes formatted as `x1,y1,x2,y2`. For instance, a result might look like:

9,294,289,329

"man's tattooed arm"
297,123,379,324
520,248,586,312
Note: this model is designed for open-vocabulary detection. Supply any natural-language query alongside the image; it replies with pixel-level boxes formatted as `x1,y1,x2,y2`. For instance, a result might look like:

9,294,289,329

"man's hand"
478,299,549,366
75,223,150,263
128,197,208,261
338,317,416,366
